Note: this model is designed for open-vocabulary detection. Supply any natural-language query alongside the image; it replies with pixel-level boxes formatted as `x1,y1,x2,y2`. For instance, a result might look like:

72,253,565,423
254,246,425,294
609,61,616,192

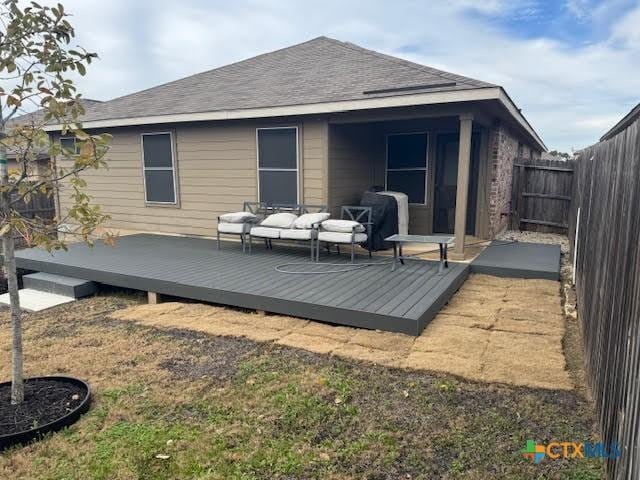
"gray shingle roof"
7,99,103,128
79,36,495,123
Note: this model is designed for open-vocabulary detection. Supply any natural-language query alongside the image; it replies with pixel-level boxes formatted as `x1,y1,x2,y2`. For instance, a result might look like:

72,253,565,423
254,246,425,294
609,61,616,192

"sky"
28,0,640,151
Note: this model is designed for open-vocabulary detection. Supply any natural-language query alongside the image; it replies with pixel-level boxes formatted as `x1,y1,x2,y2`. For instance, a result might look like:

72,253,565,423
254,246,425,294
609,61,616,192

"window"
60,137,78,155
257,127,298,204
386,133,428,204
141,132,177,204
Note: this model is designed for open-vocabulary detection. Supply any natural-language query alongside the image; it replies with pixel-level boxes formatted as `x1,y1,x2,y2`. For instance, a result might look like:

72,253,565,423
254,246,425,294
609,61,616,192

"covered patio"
325,104,515,259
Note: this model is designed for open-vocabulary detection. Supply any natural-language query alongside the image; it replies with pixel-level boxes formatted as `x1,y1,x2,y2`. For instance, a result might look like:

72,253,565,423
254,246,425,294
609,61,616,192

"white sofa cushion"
260,212,298,229
219,211,258,223
321,219,365,233
218,223,246,234
250,226,281,239
293,212,330,229
280,229,314,240
318,231,367,244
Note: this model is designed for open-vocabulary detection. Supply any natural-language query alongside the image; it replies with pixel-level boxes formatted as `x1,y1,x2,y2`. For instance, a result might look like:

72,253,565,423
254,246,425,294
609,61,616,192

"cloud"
9,0,639,151
566,0,593,19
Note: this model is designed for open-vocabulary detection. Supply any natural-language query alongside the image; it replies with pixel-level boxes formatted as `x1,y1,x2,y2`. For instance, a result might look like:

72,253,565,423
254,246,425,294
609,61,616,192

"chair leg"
241,234,245,253
264,238,269,249
310,238,314,261
248,234,252,254
336,244,341,256
217,231,221,250
351,243,355,263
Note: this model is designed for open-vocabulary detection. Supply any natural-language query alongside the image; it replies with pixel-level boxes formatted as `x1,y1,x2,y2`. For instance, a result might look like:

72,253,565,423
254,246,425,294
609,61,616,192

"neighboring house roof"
44,37,545,150
5,99,103,159
600,102,640,141
6,98,103,128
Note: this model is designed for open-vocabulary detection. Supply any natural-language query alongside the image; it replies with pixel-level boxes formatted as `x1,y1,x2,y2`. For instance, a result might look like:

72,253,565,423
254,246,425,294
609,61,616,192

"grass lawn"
0,292,603,479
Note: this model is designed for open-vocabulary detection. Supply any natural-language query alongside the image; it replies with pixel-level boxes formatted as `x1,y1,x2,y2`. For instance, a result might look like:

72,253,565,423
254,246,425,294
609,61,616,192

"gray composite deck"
14,234,469,335
470,240,561,280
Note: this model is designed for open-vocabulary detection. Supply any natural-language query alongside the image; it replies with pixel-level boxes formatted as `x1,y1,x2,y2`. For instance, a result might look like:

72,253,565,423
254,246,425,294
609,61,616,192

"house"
5,99,103,178
46,37,545,257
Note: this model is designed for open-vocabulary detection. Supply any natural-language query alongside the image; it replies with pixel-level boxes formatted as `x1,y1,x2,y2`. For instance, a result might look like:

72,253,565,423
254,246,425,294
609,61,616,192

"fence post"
509,161,524,230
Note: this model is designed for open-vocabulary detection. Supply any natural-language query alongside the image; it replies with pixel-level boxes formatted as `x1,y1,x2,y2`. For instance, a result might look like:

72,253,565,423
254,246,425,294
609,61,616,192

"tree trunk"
2,233,23,404
0,106,24,404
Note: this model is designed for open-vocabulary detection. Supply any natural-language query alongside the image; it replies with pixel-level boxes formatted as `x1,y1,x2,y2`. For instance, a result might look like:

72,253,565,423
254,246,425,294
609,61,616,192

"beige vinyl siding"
327,123,381,216
57,118,328,237
301,119,328,205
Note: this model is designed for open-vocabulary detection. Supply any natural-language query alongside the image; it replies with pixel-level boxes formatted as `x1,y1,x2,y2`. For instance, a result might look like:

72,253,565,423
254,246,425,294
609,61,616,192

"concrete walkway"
110,273,571,390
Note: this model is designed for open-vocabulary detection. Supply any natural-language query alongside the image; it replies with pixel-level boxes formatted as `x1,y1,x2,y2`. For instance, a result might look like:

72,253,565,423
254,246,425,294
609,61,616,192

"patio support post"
452,113,473,259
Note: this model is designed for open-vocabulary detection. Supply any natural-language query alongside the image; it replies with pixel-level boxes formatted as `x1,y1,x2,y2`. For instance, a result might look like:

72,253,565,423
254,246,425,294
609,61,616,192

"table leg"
438,244,444,273
444,244,449,268
392,243,397,271
399,244,405,265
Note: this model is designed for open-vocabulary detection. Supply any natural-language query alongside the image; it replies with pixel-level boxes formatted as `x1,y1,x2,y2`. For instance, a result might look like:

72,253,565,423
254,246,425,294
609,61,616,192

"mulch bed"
0,379,85,435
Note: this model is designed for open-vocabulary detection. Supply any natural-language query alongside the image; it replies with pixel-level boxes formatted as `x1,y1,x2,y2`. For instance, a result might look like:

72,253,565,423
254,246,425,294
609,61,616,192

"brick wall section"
488,124,519,237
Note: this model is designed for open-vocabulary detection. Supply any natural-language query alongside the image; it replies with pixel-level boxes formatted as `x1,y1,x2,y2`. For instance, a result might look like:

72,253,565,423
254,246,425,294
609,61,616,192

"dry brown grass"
109,274,571,390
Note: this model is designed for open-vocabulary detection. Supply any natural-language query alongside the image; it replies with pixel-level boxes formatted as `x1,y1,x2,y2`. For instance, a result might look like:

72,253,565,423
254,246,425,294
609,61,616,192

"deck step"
22,272,97,299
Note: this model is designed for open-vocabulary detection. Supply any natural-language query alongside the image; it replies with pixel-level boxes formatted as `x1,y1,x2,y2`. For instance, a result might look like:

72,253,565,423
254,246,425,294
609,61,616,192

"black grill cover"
360,191,399,251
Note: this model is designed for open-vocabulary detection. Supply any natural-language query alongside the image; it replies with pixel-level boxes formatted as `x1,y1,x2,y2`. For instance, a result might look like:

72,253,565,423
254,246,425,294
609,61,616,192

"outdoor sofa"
217,202,329,259
218,203,372,263
248,204,329,260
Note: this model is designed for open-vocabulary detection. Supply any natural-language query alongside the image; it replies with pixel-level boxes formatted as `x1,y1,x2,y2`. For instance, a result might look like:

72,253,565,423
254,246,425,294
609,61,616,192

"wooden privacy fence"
568,114,639,479
510,158,574,233
10,189,55,249
12,190,55,221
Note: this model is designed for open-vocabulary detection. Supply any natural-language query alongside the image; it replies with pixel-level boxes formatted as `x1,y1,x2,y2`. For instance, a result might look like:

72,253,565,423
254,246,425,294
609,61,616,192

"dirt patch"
157,334,259,383
110,273,572,390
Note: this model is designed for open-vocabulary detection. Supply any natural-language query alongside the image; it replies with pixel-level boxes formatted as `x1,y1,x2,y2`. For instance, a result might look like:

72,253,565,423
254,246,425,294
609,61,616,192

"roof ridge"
320,36,493,88
102,36,330,105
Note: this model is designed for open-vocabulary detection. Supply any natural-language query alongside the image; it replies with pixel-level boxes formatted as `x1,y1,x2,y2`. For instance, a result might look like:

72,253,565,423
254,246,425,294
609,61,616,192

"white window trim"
256,126,300,204
385,132,429,205
59,136,79,155
140,131,178,205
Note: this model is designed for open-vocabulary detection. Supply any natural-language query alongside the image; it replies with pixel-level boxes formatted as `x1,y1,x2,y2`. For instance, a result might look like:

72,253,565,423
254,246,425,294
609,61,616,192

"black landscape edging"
0,376,91,450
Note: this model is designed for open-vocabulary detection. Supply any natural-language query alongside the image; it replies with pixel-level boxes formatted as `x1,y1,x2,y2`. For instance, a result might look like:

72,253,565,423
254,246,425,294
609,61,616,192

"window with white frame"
257,127,298,205
141,132,177,204
59,136,79,155
386,133,428,204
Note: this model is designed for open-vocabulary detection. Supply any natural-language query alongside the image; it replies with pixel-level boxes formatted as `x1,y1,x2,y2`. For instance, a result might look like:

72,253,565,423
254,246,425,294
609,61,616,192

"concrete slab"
470,240,560,280
0,288,75,312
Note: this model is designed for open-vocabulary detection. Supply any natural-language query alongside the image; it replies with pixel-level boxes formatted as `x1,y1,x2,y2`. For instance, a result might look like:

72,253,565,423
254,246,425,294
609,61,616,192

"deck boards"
14,234,469,335
470,240,560,280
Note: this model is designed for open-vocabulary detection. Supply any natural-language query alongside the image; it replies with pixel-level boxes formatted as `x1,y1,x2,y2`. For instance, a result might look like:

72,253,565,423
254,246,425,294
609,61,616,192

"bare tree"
0,1,112,404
